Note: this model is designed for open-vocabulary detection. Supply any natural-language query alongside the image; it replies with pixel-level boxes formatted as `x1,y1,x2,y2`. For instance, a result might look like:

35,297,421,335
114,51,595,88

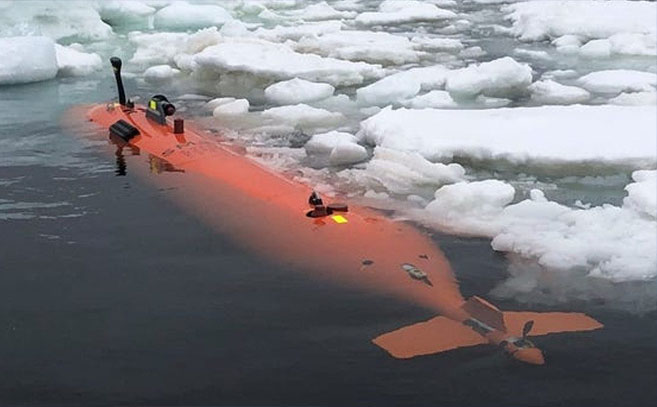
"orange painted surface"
77,103,604,363
85,104,467,318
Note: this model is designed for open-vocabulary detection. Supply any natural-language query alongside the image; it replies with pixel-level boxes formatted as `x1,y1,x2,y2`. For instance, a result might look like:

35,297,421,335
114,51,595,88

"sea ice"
54,44,102,77
261,104,344,129
528,79,590,105
143,64,180,82
355,0,456,25
445,57,532,99
305,131,359,155
577,70,657,95
153,1,233,30
356,65,450,106
265,78,335,105
358,105,656,166
212,99,250,116
0,36,58,85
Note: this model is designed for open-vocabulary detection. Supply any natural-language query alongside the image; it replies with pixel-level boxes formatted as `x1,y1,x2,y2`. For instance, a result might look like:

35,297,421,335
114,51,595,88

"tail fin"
372,316,486,359
503,312,603,337
372,311,603,359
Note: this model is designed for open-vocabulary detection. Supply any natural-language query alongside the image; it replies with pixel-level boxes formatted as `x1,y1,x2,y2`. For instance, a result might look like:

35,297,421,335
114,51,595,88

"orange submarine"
82,57,603,365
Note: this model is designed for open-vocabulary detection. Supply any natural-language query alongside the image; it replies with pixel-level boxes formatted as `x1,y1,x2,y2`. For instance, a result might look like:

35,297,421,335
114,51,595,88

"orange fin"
503,312,603,336
372,316,486,359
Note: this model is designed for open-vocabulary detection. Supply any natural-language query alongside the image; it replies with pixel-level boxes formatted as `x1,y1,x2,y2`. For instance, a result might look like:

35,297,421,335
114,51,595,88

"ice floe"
54,44,102,77
0,36,58,85
528,79,590,105
265,78,334,105
262,104,344,130
212,99,250,116
355,0,456,26
143,64,180,82
445,57,532,99
577,70,657,95
356,65,450,106
358,105,656,166
153,1,233,31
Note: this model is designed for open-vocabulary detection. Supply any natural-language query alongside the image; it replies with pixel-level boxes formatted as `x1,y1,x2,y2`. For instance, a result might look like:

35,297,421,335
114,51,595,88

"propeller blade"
522,320,534,338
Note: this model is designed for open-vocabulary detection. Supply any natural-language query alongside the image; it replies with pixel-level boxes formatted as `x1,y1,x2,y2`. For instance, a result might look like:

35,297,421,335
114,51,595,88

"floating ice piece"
0,1,112,41
254,21,343,42
97,0,155,28
329,143,368,166
445,57,532,99
205,97,236,110
0,36,58,85
349,147,465,195
401,90,457,109
296,30,422,65
505,0,656,42
609,91,657,106
212,99,250,116
305,131,359,155
528,80,590,105
358,105,656,166
355,0,456,25
262,104,344,129
265,78,334,105
356,65,450,106
284,1,356,21
424,180,515,236
577,70,657,95
579,39,611,58
129,31,199,69
624,170,657,219
54,44,102,77
193,38,383,86
143,64,180,82
419,172,657,282
153,1,233,30
411,36,464,52
608,33,656,57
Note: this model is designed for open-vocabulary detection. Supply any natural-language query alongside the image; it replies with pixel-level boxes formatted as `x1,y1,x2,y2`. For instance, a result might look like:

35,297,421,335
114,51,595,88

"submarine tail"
502,311,603,337
372,316,487,359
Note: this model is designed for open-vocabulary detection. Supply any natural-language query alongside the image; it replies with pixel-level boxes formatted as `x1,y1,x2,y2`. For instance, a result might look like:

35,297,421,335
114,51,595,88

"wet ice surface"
0,0,656,405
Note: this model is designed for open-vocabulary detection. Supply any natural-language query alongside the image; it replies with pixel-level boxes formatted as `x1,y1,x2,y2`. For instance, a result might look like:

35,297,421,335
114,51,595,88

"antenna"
109,57,126,106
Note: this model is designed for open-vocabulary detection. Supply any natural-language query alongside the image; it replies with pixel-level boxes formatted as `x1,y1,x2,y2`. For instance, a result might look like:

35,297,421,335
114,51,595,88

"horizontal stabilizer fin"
372,316,486,359
504,312,603,337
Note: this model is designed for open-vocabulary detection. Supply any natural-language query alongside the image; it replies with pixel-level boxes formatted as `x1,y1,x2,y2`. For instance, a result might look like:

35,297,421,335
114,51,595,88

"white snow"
505,0,657,42
356,65,450,106
401,90,457,109
445,57,532,99
261,104,344,129
0,36,58,85
143,64,180,82
578,70,657,95
528,79,590,105
624,170,657,219
358,105,657,166
97,1,156,28
0,1,112,41
284,2,356,21
344,147,465,195
417,172,657,281
192,38,383,87
296,30,423,65
355,0,456,25
54,44,102,77
305,131,359,154
609,91,657,106
212,99,250,116
329,143,368,166
153,1,233,30
411,36,464,52
265,78,334,105
254,21,343,42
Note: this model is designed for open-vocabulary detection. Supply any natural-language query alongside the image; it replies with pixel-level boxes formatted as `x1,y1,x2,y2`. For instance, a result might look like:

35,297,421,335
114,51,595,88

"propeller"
522,320,534,339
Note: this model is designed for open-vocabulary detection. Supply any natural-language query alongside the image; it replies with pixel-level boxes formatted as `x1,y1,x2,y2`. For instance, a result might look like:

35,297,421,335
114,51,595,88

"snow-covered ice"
0,36,58,85
54,44,102,77
265,78,334,105
445,57,532,99
355,0,456,25
153,1,233,30
577,70,657,95
356,65,450,106
358,105,656,166
212,99,250,116
262,104,344,129
143,64,180,82
528,80,590,105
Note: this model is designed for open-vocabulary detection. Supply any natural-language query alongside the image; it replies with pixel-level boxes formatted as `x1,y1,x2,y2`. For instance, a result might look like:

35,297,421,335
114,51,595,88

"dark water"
1,78,655,406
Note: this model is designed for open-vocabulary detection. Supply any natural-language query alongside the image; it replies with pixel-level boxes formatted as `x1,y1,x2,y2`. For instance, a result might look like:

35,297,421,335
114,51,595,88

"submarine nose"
513,348,545,365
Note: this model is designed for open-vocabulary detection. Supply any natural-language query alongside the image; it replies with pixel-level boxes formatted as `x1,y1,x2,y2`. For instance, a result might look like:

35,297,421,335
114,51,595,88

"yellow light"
149,100,157,110
332,215,348,224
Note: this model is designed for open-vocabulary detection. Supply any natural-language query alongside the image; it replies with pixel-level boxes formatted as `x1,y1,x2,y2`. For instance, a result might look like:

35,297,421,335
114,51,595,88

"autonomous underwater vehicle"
78,57,603,365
